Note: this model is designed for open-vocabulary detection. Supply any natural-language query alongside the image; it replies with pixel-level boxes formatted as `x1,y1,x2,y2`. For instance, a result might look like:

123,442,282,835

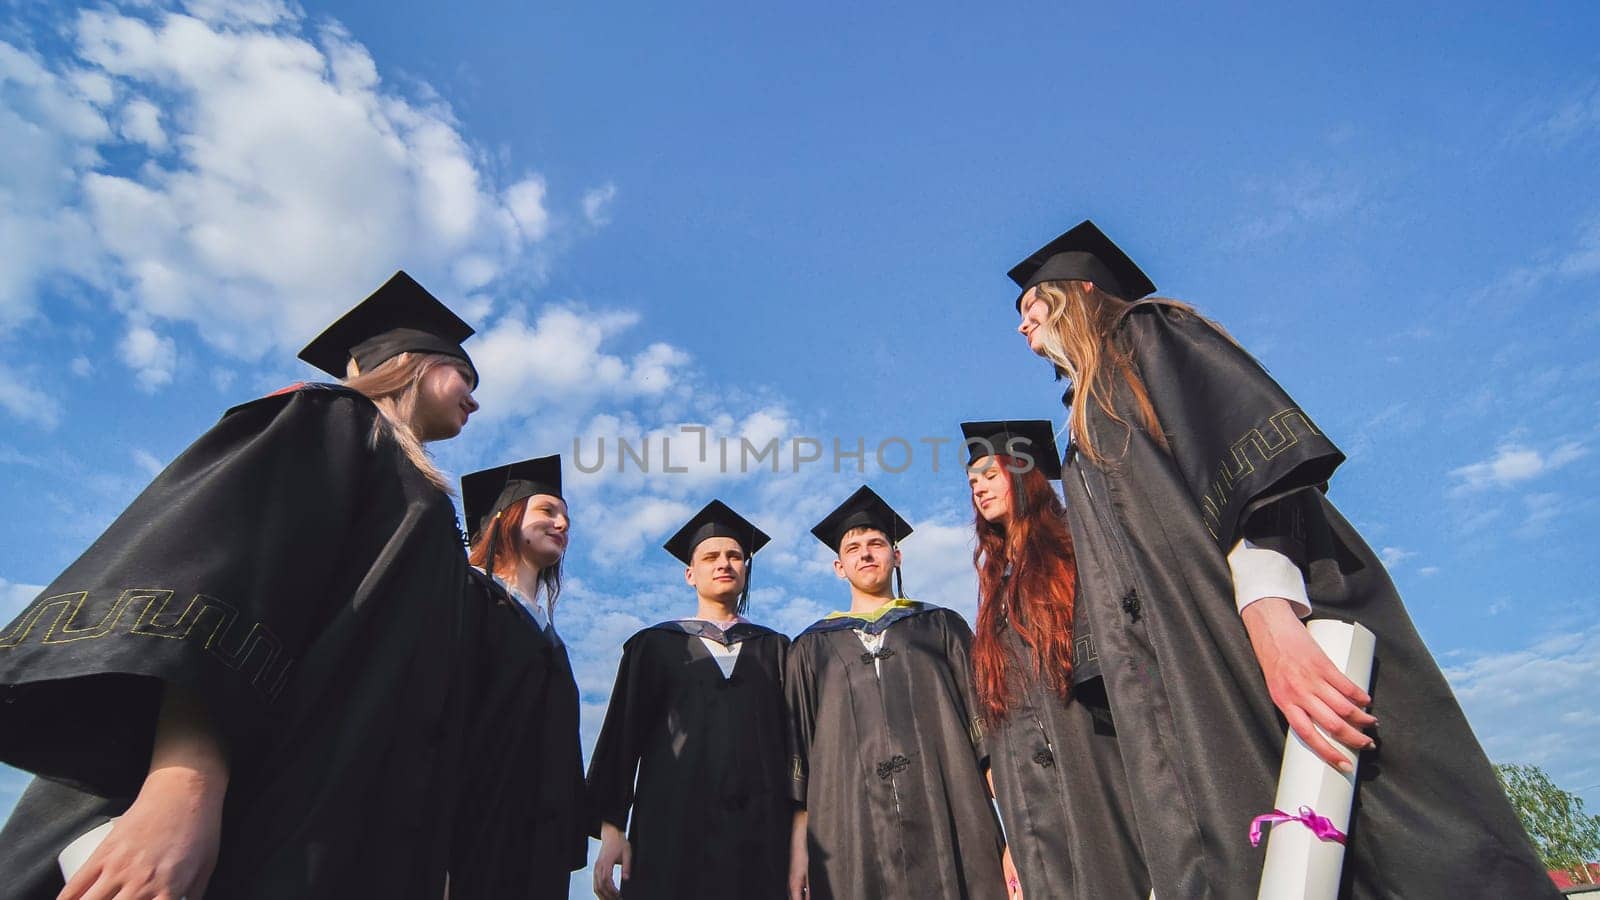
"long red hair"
971,455,1077,722
466,495,564,611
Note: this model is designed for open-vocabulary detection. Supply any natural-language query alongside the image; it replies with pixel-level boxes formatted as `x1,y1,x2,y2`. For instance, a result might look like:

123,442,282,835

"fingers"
1315,680,1377,730
593,869,618,900
1311,656,1373,709
1304,695,1375,753
620,842,633,881
1285,706,1352,773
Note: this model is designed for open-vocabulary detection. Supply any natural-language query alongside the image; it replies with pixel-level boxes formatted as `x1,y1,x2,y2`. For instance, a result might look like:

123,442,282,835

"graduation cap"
664,500,771,614
298,270,479,385
461,455,563,542
1007,219,1156,308
811,485,913,598
960,419,1063,481
811,486,913,551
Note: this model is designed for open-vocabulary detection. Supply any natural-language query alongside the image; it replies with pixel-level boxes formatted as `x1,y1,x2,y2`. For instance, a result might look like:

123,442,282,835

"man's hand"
593,822,632,900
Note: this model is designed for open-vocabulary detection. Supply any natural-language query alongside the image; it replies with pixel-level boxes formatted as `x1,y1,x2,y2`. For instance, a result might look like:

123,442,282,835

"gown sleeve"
586,632,661,835
784,635,818,807
938,611,989,771
0,386,379,797
1122,305,1346,557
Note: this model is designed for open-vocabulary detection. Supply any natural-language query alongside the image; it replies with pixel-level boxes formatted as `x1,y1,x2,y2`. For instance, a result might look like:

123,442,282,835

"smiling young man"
785,486,1006,900
587,500,791,900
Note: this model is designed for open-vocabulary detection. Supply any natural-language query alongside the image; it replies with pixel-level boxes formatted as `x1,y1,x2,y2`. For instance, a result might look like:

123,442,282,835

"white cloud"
0,365,62,429
1,577,44,622
119,322,177,391
70,356,94,377
1378,546,1416,569
582,183,617,227
131,448,165,478
118,96,166,149
470,306,690,422
1449,441,1588,492
1443,624,1600,808
0,1,569,380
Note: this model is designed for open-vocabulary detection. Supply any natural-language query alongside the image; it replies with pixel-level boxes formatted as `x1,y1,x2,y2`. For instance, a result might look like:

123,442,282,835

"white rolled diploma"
1255,618,1376,900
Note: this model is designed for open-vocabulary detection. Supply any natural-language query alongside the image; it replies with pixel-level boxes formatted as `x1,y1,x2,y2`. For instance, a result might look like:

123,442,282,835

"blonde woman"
1007,222,1555,898
0,272,487,900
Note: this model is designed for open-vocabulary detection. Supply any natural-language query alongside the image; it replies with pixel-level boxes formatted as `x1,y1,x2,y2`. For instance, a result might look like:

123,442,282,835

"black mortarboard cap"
960,419,1063,481
663,500,771,565
461,454,563,542
1007,219,1156,308
298,270,479,385
811,485,913,552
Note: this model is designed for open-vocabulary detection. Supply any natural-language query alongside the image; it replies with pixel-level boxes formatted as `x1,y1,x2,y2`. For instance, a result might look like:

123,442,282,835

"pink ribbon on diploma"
1248,806,1348,847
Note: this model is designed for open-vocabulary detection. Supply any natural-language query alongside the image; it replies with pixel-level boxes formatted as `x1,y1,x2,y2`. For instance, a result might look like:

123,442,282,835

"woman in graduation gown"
960,420,1147,898
1001,220,1557,898
0,272,496,900
451,455,588,897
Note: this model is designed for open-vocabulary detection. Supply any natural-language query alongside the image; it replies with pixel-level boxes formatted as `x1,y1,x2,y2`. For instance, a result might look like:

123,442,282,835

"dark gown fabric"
985,617,1147,899
786,602,1005,900
0,384,478,900
586,620,791,900
1054,303,1556,899
449,568,588,899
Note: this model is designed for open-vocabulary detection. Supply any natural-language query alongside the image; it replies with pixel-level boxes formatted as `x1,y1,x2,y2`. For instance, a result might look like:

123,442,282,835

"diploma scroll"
1255,619,1376,900
58,817,187,900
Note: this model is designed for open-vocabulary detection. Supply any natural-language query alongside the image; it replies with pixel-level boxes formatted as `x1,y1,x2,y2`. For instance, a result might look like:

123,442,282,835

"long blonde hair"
341,351,456,493
1030,281,1214,467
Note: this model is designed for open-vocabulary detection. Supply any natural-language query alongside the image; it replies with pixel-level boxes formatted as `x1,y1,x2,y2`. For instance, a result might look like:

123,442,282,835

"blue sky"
2,0,1597,890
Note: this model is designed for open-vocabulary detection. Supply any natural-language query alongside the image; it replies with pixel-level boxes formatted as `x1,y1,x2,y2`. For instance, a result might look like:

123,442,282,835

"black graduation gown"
1054,303,1556,899
586,620,791,900
786,602,1005,900
449,569,588,898
985,617,1148,898
0,384,478,900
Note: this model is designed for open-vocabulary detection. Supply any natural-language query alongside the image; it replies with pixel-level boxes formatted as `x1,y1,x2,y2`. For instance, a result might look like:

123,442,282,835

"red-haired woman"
451,454,587,897
0,273,496,900
962,420,1144,899
1001,221,1555,898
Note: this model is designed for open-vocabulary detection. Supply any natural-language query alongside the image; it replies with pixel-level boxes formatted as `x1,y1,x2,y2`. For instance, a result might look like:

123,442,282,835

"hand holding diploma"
1241,599,1376,770
1247,617,1377,900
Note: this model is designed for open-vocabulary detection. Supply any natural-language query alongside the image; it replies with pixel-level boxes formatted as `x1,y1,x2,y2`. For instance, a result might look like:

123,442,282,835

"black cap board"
1007,219,1155,308
960,419,1063,481
811,485,913,552
461,454,563,542
298,270,479,385
664,500,771,565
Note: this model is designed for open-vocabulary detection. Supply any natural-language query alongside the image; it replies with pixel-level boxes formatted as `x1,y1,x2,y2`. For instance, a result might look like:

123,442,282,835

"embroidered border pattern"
0,589,294,701
1199,407,1323,540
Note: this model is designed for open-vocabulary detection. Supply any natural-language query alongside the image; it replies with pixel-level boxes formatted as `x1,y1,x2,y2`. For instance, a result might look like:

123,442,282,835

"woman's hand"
1241,598,1377,772
1002,844,1023,899
58,767,224,900
59,685,227,900
593,822,632,900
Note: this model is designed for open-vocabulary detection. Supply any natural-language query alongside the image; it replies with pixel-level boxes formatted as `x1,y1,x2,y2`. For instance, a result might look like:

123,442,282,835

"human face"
968,455,1013,524
412,361,479,441
517,494,569,569
833,527,899,595
684,536,747,601
1017,288,1049,355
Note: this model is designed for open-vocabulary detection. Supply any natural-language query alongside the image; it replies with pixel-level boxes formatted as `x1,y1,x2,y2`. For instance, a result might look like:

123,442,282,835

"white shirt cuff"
1228,538,1312,618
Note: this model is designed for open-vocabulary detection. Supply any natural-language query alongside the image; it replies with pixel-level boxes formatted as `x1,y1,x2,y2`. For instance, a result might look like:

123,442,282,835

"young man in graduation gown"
1003,220,1557,898
787,486,1006,900
453,455,588,897
0,273,499,899
587,500,792,900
